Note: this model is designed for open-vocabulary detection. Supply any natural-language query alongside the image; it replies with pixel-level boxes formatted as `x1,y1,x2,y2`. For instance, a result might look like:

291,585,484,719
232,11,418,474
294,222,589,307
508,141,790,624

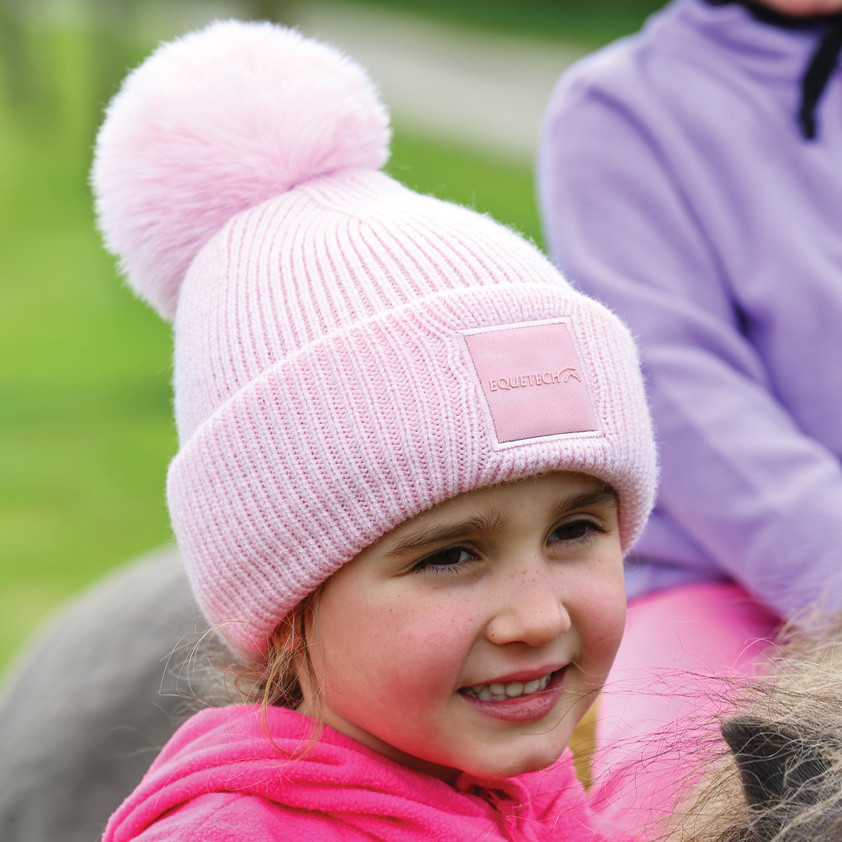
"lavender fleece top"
538,0,842,619
102,705,610,841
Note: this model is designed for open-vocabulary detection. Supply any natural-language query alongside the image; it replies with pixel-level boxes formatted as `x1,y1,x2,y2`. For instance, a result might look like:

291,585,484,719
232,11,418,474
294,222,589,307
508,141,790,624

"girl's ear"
721,715,837,841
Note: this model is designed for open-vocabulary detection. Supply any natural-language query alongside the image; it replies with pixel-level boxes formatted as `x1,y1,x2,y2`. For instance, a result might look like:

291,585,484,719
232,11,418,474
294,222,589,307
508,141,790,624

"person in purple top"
538,0,842,832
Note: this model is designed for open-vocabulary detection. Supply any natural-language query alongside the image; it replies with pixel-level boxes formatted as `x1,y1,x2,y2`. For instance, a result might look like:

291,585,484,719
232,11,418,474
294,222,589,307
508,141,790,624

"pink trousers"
590,581,780,835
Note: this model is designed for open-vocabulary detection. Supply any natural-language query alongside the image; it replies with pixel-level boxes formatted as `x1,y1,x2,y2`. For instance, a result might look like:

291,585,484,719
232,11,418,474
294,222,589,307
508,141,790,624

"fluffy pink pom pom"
91,20,391,320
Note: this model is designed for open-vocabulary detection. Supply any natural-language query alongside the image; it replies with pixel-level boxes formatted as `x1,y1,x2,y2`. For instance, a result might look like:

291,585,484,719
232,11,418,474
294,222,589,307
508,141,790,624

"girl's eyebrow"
387,509,510,556
554,488,619,519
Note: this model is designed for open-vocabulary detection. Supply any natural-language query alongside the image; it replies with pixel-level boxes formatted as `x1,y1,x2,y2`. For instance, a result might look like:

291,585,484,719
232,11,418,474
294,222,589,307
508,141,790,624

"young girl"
94,20,657,841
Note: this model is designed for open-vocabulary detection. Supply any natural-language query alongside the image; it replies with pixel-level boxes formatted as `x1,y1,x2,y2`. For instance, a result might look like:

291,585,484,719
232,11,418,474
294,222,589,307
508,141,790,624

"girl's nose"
486,562,572,647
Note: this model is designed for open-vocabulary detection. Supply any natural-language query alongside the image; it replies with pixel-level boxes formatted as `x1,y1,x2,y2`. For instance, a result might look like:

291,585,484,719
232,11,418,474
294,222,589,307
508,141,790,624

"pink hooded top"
102,705,609,842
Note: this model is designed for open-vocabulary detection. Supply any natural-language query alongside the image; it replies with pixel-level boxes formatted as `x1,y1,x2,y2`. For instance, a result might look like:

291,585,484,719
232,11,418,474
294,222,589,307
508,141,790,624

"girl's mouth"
460,670,557,702
457,669,568,722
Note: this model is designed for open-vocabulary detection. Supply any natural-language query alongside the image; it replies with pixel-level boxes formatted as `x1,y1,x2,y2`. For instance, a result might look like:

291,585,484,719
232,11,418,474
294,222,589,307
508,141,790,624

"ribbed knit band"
168,282,654,661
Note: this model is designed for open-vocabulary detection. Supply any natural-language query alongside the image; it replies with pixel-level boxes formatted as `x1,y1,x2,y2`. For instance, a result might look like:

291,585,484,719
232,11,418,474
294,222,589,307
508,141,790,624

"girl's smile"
297,471,626,783
459,667,568,722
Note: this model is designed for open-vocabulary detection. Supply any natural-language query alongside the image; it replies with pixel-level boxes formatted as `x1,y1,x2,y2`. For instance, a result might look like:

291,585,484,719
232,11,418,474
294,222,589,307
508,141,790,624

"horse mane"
669,618,842,842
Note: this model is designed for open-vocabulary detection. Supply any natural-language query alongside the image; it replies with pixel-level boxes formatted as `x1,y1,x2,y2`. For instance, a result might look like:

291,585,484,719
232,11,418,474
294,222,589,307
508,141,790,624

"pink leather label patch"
463,321,599,444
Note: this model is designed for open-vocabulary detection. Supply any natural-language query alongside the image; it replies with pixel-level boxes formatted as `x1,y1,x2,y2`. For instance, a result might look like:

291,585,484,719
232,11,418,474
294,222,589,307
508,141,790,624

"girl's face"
298,471,625,782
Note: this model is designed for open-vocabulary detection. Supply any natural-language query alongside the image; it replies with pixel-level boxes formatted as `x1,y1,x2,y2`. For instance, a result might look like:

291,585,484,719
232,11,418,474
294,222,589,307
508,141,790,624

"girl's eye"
549,517,606,545
413,546,475,575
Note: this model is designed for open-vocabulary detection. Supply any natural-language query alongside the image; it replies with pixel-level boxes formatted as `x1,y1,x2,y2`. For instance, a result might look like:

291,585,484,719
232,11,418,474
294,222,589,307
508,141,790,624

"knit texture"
92,20,657,661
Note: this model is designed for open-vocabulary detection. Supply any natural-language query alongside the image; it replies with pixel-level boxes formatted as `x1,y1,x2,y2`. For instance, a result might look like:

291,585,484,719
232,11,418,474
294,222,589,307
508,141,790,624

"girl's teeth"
465,673,553,702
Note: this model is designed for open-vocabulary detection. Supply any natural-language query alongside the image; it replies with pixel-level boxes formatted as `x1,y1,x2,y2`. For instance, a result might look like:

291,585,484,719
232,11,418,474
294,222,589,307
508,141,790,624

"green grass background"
0,1,661,675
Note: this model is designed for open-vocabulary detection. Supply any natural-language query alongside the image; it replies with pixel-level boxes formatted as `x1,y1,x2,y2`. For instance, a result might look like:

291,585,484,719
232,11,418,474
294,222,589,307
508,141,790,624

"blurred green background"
0,0,664,675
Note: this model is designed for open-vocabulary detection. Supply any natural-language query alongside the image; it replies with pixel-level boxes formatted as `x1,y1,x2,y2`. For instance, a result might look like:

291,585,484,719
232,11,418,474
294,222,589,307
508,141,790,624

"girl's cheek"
602,599,627,656
577,571,627,656
382,597,479,651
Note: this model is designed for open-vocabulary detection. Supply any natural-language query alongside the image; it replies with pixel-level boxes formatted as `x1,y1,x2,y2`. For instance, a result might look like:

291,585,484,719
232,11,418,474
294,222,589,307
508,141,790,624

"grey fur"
0,548,229,842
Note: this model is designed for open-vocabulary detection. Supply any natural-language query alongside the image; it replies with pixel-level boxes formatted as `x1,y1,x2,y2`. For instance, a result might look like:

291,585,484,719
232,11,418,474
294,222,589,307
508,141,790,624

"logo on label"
463,321,599,444
489,369,581,391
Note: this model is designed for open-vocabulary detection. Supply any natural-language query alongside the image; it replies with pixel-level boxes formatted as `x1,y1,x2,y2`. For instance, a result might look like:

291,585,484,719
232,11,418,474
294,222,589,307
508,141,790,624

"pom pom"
91,20,391,320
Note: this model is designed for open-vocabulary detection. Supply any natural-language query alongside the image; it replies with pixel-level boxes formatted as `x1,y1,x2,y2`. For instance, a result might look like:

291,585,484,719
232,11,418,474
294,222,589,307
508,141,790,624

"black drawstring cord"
798,20,842,139
704,1,842,140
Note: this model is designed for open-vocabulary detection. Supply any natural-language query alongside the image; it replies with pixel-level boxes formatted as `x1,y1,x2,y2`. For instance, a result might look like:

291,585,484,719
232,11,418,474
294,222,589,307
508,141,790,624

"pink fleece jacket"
102,705,610,841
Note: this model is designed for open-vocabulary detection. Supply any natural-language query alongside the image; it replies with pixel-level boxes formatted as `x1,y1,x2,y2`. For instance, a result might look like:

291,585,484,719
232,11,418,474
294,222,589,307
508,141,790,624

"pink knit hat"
92,20,657,662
